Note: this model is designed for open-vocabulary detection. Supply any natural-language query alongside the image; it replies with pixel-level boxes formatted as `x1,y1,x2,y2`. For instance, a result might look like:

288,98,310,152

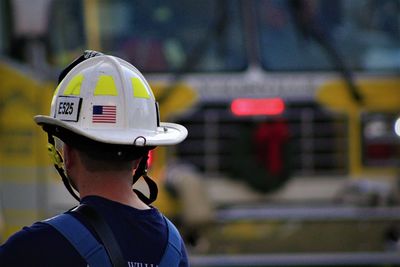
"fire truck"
1,0,400,260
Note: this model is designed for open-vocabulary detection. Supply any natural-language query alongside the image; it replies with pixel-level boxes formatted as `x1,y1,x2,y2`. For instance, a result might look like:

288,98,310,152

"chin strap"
47,134,158,204
47,134,81,202
47,50,102,203
132,153,158,205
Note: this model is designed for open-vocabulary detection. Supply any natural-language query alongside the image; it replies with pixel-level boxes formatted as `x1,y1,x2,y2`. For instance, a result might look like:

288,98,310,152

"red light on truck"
231,98,285,116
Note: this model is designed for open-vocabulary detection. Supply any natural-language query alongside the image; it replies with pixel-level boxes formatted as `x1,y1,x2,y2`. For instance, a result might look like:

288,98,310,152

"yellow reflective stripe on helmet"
94,75,118,96
132,77,150,99
64,74,84,95
53,82,62,98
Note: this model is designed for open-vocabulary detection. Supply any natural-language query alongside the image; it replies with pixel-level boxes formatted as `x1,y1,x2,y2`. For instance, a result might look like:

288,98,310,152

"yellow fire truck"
1,0,400,260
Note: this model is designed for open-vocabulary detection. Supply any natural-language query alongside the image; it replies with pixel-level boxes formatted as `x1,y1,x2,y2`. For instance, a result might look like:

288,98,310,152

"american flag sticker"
92,105,116,123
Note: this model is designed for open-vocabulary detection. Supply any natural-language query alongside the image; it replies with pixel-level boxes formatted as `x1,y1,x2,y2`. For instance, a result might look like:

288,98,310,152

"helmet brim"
34,115,187,146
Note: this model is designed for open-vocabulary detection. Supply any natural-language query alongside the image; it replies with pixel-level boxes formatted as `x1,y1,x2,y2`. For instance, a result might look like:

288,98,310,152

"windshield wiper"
157,0,229,103
290,0,363,105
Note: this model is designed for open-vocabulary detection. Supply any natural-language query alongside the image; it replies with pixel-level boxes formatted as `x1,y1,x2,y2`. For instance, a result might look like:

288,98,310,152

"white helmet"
34,54,187,147
34,51,187,203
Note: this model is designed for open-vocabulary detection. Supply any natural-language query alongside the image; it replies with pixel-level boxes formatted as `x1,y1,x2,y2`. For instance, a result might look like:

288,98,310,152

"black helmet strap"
47,134,81,202
132,154,158,205
48,133,158,204
58,50,104,84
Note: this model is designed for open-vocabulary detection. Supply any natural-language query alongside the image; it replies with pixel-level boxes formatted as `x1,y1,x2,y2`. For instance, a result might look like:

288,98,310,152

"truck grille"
175,101,348,179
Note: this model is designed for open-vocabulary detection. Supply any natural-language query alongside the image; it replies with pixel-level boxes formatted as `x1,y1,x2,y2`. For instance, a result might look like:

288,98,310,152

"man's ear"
63,143,74,170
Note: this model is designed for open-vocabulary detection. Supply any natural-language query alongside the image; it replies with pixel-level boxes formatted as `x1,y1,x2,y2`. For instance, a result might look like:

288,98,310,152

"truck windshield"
48,0,399,73
256,0,400,71
48,0,247,72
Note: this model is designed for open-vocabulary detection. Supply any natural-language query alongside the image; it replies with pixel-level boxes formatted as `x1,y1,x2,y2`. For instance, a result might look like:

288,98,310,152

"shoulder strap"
159,216,183,267
74,204,126,267
44,207,182,267
44,204,126,267
43,213,112,267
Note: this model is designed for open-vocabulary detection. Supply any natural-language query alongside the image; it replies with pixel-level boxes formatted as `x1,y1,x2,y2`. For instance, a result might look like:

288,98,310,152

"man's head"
34,51,187,202
61,141,140,193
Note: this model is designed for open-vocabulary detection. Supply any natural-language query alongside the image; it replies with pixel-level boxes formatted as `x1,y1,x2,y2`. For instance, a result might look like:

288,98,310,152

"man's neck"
77,172,150,210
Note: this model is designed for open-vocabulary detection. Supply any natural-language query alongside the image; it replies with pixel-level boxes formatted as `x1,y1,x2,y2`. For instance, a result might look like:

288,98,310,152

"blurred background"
0,0,400,266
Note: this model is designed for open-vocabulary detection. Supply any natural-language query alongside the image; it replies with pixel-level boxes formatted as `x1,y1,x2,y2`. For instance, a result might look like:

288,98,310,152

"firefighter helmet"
34,55,187,146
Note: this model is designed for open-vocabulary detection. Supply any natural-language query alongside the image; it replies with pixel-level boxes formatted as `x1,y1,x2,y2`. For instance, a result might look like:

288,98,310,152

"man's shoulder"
1,221,63,253
0,219,86,266
2,221,56,247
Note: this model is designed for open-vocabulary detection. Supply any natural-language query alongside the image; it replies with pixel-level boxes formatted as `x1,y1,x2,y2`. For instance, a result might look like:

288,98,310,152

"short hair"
46,124,153,172
75,148,138,172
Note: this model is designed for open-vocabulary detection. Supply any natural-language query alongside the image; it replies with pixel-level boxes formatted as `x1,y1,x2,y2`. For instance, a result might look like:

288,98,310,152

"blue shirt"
0,196,189,267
